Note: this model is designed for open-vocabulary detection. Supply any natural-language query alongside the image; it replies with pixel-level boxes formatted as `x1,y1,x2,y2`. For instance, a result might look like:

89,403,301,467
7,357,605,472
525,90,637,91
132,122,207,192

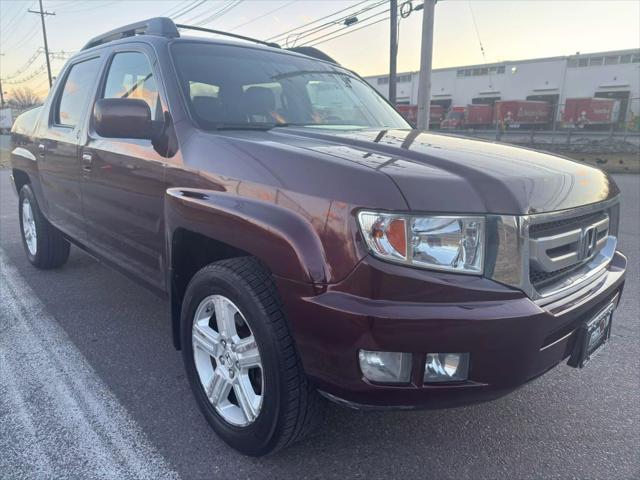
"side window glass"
55,57,101,127
103,52,161,121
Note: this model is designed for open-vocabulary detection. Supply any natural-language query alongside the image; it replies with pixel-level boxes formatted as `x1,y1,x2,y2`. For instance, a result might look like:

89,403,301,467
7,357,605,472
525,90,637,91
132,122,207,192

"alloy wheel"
192,294,263,427
21,197,37,256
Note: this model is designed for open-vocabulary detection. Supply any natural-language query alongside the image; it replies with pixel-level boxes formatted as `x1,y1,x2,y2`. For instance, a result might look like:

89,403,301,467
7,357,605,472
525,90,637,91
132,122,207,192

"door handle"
82,152,93,172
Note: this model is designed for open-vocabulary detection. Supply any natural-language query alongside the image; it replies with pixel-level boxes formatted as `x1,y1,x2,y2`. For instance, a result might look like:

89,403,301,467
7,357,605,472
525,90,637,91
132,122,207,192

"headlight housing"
357,211,485,274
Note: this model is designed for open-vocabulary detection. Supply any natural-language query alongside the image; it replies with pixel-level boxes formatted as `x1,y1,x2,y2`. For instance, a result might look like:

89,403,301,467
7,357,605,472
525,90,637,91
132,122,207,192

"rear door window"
55,57,101,127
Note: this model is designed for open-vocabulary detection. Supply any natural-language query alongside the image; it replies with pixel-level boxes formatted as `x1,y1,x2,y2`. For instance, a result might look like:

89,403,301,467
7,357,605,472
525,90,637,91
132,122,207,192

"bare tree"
9,87,42,109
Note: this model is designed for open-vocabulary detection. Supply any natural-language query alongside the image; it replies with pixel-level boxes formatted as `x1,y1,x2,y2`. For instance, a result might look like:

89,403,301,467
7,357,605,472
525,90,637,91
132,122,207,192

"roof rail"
175,24,280,49
81,17,287,51
81,17,179,50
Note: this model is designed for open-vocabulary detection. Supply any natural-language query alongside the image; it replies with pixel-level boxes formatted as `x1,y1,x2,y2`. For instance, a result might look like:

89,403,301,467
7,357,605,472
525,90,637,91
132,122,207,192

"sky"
1,0,639,100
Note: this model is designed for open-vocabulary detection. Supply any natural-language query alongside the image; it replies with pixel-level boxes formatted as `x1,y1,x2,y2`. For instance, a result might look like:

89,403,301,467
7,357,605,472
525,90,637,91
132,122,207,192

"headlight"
358,211,485,274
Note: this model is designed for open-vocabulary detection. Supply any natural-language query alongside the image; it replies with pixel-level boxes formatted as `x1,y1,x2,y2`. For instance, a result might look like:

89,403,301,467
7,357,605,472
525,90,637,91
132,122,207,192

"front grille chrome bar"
529,215,609,272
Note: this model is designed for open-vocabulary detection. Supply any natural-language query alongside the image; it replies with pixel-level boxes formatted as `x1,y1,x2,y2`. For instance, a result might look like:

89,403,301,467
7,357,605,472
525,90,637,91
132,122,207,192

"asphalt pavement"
0,168,638,480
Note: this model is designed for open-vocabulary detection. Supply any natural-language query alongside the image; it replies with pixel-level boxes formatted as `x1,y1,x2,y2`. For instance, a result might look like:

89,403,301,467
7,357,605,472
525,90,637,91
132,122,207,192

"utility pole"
0,53,5,107
388,0,398,105
28,0,55,88
416,0,436,130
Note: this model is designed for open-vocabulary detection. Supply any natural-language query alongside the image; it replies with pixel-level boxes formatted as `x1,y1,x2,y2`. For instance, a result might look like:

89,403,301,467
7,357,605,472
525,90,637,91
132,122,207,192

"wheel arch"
12,168,31,194
166,187,329,349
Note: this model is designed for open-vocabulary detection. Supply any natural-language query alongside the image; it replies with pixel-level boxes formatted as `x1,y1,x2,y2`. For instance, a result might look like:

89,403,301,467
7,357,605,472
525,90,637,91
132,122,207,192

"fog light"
358,350,412,383
424,353,469,383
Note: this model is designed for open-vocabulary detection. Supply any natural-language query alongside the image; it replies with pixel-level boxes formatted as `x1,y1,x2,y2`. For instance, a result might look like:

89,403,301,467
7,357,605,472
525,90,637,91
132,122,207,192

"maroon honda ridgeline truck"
10,18,626,456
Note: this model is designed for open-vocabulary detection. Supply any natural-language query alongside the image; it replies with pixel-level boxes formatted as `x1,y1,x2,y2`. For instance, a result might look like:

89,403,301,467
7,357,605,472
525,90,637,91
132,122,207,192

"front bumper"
277,251,626,410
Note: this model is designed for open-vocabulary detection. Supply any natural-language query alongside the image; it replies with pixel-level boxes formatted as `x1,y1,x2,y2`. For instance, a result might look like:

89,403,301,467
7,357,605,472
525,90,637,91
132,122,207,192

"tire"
181,257,324,456
18,184,70,269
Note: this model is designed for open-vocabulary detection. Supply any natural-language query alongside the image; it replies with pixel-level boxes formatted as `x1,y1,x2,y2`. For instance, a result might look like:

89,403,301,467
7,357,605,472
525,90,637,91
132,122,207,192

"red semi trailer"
494,100,552,128
396,104,445,127
441,106,465,129
442,102,548,129
466,104,494,127
562,97,620,128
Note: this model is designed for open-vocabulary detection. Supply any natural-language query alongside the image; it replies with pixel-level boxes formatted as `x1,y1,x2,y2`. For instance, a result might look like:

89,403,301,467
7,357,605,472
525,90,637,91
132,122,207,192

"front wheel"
18,184,70,269
181,257,324,456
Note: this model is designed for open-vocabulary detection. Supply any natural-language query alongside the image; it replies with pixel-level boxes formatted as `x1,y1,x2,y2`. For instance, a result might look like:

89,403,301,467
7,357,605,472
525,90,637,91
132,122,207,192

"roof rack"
175,24,280,49
81,17,281,51
82,17,344,59
82,17,179,50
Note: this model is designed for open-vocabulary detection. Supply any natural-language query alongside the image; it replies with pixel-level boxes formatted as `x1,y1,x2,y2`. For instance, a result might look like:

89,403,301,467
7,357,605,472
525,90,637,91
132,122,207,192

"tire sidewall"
181,265,286,456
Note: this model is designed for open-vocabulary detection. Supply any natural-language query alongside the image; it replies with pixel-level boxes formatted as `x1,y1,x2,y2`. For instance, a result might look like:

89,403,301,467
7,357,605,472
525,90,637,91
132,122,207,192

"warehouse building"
364,48,640,123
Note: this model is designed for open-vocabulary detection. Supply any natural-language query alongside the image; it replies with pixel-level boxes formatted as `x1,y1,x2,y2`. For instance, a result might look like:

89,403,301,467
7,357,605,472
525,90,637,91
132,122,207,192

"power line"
278,0,386,47
301,5,391,48
49,0,118,14
171,0,208,20
2,21,40,54
307,15,389,48
302,2,423,50
180,0,242,26
229,0,295,31
2,64,47,85
467,2,495,89
0,1,32,31
0,49,44,80
160,0,196,18
0,1,37,42
196,0,244,26
2,52,69,86
283,0,388,47
265,0,371,42
468,2,488,62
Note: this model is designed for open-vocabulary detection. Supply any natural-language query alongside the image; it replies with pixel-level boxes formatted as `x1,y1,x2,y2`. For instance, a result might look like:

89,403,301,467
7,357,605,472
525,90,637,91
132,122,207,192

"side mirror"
93,98,153,139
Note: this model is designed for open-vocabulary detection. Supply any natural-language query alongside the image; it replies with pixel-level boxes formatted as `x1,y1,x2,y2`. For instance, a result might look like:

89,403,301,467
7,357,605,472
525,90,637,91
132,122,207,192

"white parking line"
0,249,180,480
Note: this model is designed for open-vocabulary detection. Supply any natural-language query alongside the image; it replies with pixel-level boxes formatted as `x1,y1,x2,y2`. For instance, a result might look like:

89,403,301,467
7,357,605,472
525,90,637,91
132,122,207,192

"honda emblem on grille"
578,225,598,261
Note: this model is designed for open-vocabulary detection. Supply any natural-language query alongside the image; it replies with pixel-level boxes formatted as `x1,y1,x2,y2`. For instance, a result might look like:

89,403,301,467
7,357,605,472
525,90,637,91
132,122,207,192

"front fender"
165,187,329,284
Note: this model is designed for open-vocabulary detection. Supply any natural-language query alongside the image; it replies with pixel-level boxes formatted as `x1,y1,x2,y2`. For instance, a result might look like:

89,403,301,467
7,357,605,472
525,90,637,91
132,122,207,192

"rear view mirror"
93,98,153,139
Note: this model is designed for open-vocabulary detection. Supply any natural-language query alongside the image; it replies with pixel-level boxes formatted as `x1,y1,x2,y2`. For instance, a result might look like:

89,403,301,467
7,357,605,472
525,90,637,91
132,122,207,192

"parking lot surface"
1,168,638,480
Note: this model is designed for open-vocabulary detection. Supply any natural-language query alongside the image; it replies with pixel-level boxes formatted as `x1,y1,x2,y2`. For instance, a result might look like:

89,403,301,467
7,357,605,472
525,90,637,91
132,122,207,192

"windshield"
171,42,410,131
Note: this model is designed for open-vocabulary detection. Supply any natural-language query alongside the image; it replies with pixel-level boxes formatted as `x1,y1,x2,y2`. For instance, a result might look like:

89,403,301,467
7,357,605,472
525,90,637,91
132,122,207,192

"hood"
270,128,619,215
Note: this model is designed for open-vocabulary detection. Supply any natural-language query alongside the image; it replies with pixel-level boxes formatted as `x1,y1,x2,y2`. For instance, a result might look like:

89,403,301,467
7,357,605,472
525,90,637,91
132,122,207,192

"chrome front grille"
525,199,620,308
529,262,583,289
528,212,609,284
529,210,606,237
486,197,620,312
